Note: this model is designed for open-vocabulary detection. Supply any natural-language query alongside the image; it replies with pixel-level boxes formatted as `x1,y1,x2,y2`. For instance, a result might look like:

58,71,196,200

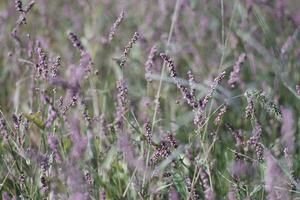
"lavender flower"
108,10,125,42
214,105,227,125
48,134,62,162
66,166,89,198
245,98,255,119
280,108,295,154
150,142,170,165
296,85,300,95
199,166,215,200
70,118,87,159
228,53,247,88
120,32,139,67
51,56,61,78
80,51,93,74
145,44,157,83
115,79,128,132
45,106,58,128
84,170,93,185
0,116,9,140
187,70,196,99
40,175,48,194
2,192,10,200
275,0,286,20
226,124,244,147
98,114,109,137
166,132,178,148
160,53,198,108
168,187,180,200
247,121,264,161
144,120,152,145
68,32,85,53
265,151,290,200
227,185,238,200
226,123,245,161
194,71,226,126
185,176,199,200
12,113,21,130
36,42,48,79
15,0,23,12
19,173,25,190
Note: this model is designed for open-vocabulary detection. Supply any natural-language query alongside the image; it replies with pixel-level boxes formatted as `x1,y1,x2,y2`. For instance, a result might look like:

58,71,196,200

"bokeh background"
0,0,300,199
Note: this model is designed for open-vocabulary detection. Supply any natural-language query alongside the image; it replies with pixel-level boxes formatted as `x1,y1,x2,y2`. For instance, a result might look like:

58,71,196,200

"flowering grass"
0,0,300,199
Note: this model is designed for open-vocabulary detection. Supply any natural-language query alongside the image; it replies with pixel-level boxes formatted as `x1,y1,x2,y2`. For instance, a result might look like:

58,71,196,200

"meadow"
0,0,300,199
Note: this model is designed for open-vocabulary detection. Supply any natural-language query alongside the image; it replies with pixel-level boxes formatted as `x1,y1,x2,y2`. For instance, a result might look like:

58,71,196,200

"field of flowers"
0,0,300,199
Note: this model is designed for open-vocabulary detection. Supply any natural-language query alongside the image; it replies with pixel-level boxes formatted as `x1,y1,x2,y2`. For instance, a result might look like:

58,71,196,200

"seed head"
228,53,247,88
120,32,139,67
144,121,152,145
115,79,128,132
108,10,125,42
68,32,85,53
145,45,157,83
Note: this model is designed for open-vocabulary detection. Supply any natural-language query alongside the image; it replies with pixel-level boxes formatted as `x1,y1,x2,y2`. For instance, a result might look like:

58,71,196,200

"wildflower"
226,123,245,161
245,89,282,121
0,116,9,140
185,176,199,200
98,114,109,136
45,106,58,128
214,105,227,125
281,108,295,153
227,185,239,200
275,0,286,20
36,42,48,79
68,32,85,53
48,134,62,162
194,71,226,126
15,0,23,12
12,113,21,130
160,53,198,108
19,173,25,190
40,174,48,193
120,32,139,67
150,142,170,165
187,70,196,98
145,44,157,83
265,151,290,200
100,188,106,200
40,155,49,173
247,121,264,161
70,118,87,159
80,51,93,74
108,10,125,42
168,187,180,200
144,120,152,145
160,53,177,78
115,79,128,132
84,170,93,185
226,123,244,147
296,85,300,95
245,98,255,119
280,36,293,60
166,132,177,148
228,53,247,88
199,166,215,200
51,56,61,78
2,192,10,200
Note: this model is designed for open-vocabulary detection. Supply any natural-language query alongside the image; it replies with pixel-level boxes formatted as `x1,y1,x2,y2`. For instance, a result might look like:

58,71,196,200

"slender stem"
151,0,180,132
